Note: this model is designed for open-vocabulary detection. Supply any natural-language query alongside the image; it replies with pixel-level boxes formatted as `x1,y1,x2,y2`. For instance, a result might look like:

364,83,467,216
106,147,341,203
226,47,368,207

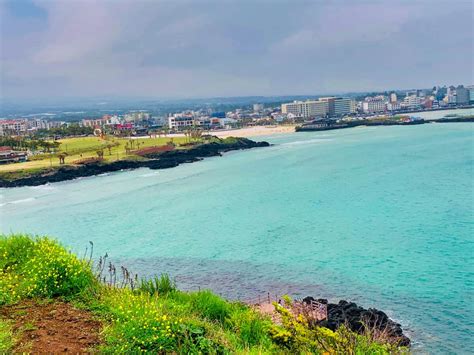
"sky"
1,0,473,99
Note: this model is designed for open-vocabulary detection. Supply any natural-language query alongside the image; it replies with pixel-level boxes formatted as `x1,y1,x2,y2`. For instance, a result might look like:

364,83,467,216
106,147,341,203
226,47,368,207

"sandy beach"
211,125,296,138
160,125,296,139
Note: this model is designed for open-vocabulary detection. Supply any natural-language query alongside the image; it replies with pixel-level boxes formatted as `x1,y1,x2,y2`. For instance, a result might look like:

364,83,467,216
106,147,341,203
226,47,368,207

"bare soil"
0,299,101,353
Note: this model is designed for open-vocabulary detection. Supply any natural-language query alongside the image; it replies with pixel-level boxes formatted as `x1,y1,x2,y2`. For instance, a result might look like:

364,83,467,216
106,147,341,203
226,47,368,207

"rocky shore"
0,137,269,188
303,297,411,347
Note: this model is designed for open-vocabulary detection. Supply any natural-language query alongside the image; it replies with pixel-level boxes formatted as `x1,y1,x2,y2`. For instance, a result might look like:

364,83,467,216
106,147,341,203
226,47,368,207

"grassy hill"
0,234,407,353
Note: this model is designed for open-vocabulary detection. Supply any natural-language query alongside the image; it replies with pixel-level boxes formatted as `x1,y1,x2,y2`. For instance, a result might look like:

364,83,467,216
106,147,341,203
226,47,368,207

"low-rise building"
82,118,105,127
387,102,401,111
0,146,28,164
362,96,387,113
0,120,27,136
402,95,423,108
168,115,194,129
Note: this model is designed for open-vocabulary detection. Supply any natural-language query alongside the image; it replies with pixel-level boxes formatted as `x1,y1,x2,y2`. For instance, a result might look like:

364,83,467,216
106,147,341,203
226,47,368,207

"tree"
96,149,104,159
58,153,68,164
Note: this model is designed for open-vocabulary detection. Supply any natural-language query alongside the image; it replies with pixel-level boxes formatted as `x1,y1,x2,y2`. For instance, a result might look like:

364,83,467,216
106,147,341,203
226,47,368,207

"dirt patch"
0,299,101,353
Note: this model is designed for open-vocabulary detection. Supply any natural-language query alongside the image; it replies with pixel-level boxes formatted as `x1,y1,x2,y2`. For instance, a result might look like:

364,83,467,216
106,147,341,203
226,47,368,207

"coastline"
0,234,411,353
211,125,296,138
0,137,269,188
296,116,474,132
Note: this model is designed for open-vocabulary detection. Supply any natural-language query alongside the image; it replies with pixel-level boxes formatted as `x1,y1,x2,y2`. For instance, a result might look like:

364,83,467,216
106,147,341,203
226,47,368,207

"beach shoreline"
211,125,296,138
136,125,296,140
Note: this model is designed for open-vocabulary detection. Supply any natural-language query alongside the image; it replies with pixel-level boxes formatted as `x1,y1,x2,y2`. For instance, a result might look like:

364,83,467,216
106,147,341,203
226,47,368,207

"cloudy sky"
1,0,473,99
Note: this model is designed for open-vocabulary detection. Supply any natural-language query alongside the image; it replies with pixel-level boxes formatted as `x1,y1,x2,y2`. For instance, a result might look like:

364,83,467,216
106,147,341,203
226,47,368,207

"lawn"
0,136,191,172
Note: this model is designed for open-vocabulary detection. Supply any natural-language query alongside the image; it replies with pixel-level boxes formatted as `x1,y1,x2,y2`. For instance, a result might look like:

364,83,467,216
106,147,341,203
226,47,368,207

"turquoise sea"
1,123,473,353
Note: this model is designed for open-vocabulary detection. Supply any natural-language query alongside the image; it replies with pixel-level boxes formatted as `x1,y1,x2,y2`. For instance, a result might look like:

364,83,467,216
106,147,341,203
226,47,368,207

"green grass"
0,136,192,172
139,274,177,296
0,234,407,353
0,319,15,353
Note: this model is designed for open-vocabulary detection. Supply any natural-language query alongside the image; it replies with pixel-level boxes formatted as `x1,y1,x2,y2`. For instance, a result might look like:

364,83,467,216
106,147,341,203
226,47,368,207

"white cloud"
1,0,472,98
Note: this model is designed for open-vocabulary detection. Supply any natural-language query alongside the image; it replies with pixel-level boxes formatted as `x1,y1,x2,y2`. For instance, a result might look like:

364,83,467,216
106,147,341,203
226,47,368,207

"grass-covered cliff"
0,234,408,353
0,137,269,188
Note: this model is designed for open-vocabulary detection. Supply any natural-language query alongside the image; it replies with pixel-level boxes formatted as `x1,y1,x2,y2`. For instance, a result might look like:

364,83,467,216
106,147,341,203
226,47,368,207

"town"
0,84,473,165
1,84,473,137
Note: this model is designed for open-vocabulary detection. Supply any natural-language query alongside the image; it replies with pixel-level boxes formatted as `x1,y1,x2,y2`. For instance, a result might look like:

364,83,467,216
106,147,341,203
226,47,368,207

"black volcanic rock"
0,138,270,188
302,297,410,347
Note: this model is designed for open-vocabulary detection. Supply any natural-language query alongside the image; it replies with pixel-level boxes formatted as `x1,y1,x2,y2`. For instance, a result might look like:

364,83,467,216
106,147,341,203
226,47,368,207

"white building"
168,115,194,129
390,93,397,103
362,96,387,113
402,95,423,108
333,98,355,116
27,119,49,130
281,100,328,118
387,102,401,111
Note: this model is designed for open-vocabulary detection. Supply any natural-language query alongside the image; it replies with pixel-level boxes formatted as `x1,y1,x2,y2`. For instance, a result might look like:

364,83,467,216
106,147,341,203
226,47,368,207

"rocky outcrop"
0,138,269,188
303,297,410,347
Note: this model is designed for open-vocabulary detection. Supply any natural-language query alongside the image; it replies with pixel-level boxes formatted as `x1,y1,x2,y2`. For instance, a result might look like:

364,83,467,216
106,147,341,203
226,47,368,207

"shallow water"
408,107,473,120
1,123,473,353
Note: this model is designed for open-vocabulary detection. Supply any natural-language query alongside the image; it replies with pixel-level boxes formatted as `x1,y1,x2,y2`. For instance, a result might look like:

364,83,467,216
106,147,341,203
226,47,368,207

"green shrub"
190,290,231,324
98,288,223,353
227,306,273,348
0,234,97,304
269,297,407,354
138,274,176,296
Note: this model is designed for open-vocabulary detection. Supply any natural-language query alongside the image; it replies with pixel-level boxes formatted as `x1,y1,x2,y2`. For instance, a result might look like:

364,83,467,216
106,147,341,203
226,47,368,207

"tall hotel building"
281,97,354,119
281,100,328,118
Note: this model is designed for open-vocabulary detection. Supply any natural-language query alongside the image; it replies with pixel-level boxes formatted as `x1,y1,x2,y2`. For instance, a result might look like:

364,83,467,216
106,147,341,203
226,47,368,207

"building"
0,120,27,136
387,102,401,111
455,85,469,105
435,86,447,101
390,93,397,103
82,118,105,127
333,98,354,116
124,112,151,122
467,85,474,103
168,115,194,129
362,96,386,113
27,119,49,130
402,95,423,108
315,97,354,117
444,93,457,105
0,146,28,164
423,98,433,109
103,115,121,126
281,100,328,118
253,103,264,113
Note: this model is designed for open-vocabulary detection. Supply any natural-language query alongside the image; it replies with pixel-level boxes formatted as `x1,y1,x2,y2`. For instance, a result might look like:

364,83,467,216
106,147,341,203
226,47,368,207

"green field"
0,136,190,172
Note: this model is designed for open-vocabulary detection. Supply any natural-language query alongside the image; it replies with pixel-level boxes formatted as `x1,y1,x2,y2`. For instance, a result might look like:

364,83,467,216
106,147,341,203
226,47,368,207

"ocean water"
408,107,473,120
1,123,473,353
